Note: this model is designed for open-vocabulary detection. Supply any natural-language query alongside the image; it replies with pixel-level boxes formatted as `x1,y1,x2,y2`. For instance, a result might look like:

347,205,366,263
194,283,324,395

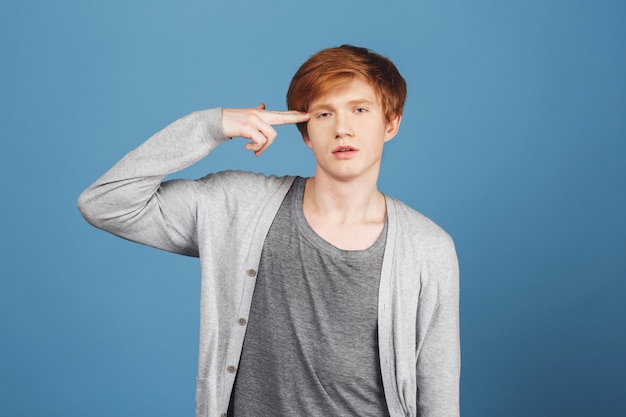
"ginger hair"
286,45,407,133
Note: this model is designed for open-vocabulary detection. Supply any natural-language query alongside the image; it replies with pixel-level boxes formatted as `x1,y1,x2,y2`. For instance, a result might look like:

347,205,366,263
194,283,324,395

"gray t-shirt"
229,177,390,417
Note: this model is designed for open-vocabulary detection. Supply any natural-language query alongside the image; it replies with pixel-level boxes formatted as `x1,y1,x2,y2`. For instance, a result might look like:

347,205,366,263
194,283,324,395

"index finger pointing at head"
264,110,310,126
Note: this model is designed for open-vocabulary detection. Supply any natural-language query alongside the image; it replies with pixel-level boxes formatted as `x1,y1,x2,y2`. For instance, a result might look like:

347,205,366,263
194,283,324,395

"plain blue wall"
2,1,625,416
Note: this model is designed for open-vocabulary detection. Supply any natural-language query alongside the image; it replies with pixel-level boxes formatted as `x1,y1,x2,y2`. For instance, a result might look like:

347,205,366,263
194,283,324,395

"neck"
303,173,386,224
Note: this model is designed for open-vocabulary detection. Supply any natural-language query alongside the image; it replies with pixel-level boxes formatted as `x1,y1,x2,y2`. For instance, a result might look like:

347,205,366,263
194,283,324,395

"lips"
332,145,358,153
331,145,358,159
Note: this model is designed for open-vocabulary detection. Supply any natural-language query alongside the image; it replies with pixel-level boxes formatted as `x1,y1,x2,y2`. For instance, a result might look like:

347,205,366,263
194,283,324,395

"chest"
303,217,387,251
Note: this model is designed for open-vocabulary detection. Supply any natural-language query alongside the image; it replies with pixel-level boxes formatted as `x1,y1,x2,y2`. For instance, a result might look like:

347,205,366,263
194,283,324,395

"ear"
384,114,402,143
301,130,313,149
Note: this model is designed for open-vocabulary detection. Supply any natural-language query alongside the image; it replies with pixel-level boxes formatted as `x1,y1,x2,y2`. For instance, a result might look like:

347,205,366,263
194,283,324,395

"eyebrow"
309,99,376,113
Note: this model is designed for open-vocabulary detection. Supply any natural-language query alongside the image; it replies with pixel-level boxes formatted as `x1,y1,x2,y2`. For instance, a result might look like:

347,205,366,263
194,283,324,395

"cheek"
305,123,326,142
307,121,323,134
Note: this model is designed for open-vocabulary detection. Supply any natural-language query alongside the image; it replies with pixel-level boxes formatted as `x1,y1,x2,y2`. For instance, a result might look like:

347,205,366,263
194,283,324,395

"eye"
355,107,367,113
317,112,331,118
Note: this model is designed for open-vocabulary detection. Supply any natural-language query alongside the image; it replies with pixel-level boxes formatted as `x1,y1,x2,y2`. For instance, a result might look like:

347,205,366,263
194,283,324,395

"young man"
78,45,460,417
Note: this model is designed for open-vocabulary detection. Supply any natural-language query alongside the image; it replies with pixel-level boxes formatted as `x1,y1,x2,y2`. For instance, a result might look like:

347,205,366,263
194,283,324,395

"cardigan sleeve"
416,232,461,417
77,108,230,257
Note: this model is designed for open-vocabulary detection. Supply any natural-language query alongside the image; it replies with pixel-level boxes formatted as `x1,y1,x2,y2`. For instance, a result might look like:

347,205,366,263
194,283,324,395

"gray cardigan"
78,108,460,417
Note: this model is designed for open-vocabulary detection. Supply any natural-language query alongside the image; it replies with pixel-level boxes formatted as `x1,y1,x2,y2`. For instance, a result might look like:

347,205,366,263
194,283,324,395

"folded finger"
254,126,278,156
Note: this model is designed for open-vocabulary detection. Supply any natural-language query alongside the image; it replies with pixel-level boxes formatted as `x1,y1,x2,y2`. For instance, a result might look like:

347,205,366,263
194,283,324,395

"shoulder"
385,197,459,303
197,170,295,188
386,196,457,277
194,170,297,203
387,197,454,246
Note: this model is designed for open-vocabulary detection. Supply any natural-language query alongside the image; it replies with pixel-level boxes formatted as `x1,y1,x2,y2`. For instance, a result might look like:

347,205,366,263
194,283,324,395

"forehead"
309,77,381,109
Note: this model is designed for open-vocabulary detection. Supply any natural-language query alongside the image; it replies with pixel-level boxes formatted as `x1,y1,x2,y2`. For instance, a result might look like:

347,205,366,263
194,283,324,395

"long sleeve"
415,234,460,417
378,198,460,417
77,108,229,256
78,108,298,417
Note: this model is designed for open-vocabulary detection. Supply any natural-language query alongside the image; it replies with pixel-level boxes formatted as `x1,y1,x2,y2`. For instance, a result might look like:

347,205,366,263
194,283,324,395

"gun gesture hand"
222,104,310,156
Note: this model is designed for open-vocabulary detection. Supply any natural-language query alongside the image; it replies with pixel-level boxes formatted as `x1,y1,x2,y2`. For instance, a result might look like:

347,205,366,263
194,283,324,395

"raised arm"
77,106,308,255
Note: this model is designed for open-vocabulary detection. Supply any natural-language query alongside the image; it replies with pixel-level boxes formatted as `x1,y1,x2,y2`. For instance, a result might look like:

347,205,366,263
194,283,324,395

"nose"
334,112,353,139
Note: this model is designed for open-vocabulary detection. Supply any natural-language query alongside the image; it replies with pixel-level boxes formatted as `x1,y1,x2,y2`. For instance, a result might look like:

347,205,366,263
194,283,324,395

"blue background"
2,0,625,416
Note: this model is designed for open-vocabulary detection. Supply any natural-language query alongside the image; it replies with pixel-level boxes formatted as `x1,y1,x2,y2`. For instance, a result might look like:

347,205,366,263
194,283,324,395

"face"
303,77,401,183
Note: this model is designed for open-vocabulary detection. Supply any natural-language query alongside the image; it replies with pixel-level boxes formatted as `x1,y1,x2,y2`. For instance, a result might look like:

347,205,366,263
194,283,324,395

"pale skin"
222,77,401,250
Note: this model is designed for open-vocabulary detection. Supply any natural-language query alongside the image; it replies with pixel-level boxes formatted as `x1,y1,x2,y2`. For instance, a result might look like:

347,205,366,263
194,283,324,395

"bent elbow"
77,189,104,228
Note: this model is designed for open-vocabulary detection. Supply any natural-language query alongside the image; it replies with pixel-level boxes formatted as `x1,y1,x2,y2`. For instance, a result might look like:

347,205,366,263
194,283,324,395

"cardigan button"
238,317,247,326
246,268,257,277
227,365,237,373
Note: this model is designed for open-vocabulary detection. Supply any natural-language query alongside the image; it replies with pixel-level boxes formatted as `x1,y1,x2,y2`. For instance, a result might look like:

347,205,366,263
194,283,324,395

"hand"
222,104,310,156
